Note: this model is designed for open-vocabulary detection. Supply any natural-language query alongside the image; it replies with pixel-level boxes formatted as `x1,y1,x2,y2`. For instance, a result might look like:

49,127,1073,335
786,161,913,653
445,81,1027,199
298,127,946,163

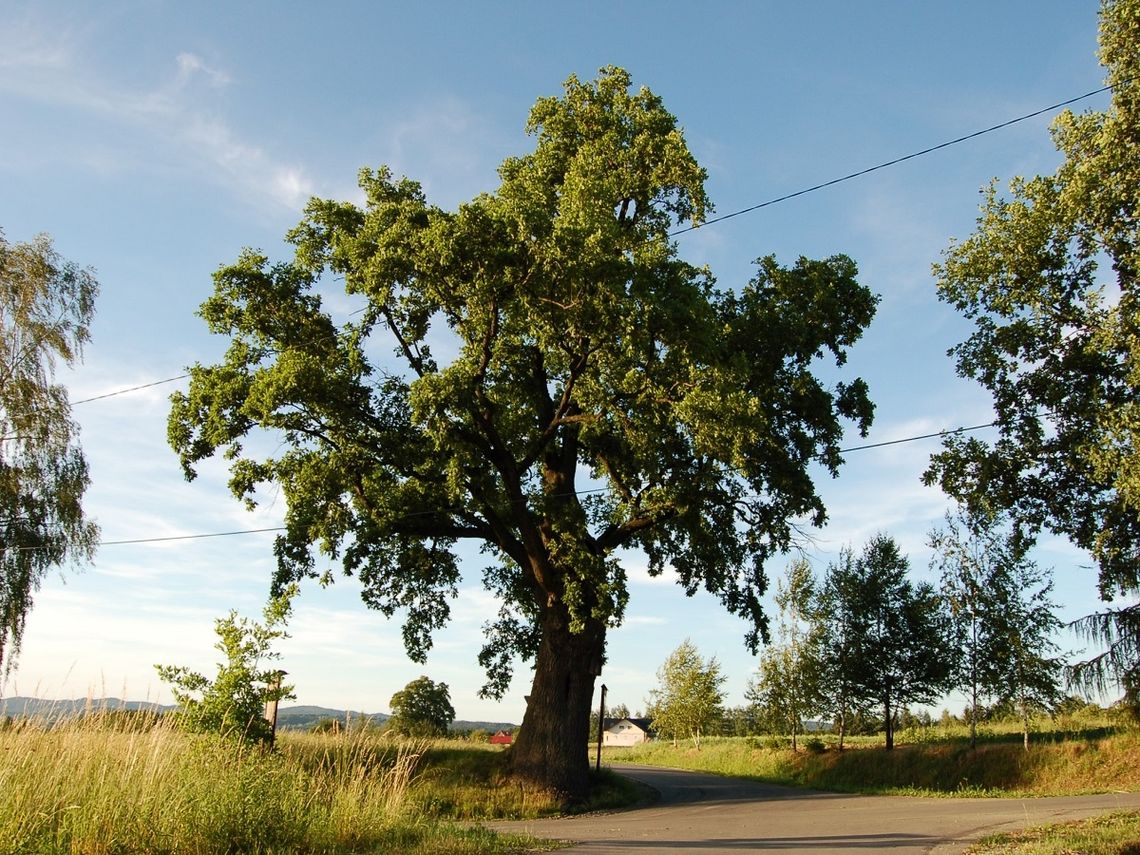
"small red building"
489,729,513,745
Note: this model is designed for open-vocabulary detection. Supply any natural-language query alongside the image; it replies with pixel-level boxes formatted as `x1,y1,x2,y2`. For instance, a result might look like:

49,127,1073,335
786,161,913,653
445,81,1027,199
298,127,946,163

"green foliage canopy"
155,592,296,744
649,638,726,749
923,0,1140,701
388,675,455,737
0,229,99,672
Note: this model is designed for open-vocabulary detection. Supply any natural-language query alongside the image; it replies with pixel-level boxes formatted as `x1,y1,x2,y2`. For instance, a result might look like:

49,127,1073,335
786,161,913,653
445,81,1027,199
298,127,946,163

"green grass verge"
610,729,1140,797
965,810,1140,854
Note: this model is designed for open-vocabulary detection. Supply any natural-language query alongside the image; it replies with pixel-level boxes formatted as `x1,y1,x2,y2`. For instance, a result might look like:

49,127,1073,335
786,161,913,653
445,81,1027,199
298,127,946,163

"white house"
602,717,654,746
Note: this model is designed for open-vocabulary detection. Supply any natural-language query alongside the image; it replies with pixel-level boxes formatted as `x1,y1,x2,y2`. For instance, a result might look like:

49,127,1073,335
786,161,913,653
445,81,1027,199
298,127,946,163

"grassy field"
609,714,1140,797
4,708,1135,853
0,711,577,854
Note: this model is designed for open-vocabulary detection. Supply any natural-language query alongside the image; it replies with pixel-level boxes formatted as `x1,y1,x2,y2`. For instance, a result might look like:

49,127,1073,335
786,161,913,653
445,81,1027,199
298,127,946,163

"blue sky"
0,1,1115,721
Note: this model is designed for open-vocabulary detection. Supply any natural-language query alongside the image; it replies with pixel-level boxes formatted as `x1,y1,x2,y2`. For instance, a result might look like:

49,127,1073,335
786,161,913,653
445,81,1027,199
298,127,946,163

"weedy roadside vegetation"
0,706,568,854
964,810,1140,854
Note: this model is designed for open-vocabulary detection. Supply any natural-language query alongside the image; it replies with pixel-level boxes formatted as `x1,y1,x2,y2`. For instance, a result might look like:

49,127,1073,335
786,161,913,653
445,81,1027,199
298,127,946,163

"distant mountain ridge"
0,697,515,733
0,697,171,717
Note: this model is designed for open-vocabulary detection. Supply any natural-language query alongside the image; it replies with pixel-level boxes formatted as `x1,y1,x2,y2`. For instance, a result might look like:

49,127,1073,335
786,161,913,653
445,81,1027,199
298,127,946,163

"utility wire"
72,375,190,406
52,85,1105,546
98,527,287,547
65,85,1111,408
670,84,1112,237
76,417,999,551
839,421,996,453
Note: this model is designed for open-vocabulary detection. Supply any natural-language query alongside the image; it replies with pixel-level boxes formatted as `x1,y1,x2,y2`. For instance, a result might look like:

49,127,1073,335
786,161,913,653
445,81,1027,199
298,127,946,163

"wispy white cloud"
0,11,85,74
175,52,230,89
623,615,668,627
0,22,312,213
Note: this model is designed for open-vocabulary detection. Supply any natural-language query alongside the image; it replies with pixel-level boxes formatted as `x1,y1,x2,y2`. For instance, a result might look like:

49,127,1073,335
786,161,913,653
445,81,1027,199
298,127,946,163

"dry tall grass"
0,708,548,854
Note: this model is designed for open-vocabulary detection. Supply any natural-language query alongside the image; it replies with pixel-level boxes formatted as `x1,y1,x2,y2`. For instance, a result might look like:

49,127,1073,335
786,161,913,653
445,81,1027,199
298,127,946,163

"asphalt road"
493,764,1140,854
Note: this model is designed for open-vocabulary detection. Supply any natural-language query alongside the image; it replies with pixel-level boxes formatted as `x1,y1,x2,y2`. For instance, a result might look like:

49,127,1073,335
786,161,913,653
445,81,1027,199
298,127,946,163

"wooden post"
595,683,607,773
265,670,287,747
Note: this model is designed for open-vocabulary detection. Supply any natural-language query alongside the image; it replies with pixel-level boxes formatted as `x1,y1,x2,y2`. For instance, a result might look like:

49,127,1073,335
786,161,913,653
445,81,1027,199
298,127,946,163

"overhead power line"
67,84,1112,409
98,526,287,547
838,421,997,453
72,375,190,406
78,418,998,551
670,84,1113,236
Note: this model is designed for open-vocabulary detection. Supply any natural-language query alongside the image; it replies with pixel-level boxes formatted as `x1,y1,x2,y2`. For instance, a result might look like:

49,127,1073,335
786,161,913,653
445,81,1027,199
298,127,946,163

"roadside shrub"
155,590,295,745
805,737,826,754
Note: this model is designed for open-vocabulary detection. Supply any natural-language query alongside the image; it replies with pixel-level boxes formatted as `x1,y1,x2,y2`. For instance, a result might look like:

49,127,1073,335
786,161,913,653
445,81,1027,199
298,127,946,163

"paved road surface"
493,764,1140,854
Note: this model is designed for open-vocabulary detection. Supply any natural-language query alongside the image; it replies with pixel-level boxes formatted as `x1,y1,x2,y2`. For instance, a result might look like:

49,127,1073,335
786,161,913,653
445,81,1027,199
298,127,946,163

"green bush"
805,737,826,754
156,589,295,744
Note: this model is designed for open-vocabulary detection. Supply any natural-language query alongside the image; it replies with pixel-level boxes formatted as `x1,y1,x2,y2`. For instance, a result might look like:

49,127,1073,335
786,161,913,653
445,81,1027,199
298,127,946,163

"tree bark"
510,598,606,805
883,693,894,750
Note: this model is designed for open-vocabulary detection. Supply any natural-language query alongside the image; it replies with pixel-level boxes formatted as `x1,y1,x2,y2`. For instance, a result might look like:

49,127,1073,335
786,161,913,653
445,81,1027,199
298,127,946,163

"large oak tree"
168,67,876,801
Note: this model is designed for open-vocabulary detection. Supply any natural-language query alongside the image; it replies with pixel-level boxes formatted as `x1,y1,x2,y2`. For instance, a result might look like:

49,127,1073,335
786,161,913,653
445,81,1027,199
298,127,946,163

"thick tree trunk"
510,600,606,805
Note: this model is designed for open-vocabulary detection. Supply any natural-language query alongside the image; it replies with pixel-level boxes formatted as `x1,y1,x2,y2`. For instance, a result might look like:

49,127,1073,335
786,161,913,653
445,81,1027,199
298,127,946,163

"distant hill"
0,697,515,733
273,707,517,733
452,720,517,733
0,697,171,719
274,705,389,731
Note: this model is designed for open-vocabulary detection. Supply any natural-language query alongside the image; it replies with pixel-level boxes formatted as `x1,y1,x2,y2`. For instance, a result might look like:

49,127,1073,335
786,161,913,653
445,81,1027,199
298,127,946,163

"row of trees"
640,518,1062,751
749,518,1062,751
313,675,458,737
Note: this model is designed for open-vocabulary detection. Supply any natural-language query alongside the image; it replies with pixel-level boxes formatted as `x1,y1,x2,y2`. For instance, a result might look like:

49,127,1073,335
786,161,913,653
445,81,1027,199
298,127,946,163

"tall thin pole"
595,683,607,772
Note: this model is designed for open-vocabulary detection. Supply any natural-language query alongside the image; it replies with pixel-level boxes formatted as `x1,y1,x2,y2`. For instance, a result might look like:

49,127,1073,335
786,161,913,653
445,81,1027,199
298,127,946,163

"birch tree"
0,229,99,672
